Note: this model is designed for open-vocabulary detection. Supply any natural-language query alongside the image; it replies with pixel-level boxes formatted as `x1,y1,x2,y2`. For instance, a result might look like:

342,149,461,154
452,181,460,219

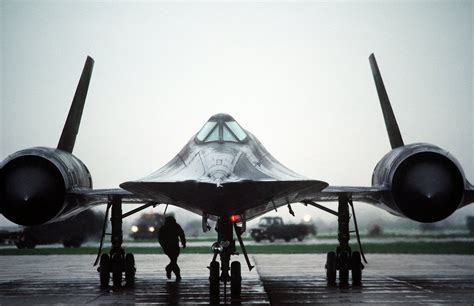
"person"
158,216,186,280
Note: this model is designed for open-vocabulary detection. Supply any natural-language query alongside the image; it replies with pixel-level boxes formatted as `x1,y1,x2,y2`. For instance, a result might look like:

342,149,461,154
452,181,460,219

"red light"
230,215,238,222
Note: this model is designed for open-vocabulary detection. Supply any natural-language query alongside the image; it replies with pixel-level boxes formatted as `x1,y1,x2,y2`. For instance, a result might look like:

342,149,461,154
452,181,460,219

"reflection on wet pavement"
0,254,473,304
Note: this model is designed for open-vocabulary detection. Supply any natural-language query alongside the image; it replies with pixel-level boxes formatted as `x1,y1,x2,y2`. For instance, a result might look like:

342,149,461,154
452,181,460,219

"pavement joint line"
385,276,435,294
251,255,274,304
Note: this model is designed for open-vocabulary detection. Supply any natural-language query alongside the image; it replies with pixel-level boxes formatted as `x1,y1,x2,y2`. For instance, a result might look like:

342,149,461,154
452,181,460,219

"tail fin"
57,56,94,153
369,53,404,149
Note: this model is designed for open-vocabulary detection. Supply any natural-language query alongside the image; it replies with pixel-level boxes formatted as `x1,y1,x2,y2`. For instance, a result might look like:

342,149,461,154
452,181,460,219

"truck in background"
13,209,103,249
250,216,316,242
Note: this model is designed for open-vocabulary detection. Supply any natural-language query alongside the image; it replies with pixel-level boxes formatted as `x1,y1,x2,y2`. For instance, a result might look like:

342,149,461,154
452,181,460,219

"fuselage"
120,114,327,219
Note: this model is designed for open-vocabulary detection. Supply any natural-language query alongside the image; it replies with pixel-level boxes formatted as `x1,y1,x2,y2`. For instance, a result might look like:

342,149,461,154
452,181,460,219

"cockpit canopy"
196,113,248,144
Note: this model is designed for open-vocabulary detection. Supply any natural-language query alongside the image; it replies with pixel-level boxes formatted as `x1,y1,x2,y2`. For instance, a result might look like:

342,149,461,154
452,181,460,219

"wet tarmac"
4,236,474,249
0,254,473,304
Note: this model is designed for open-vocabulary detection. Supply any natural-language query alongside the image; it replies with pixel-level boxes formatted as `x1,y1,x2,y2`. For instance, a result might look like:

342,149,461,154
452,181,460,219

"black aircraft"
0,54,473,296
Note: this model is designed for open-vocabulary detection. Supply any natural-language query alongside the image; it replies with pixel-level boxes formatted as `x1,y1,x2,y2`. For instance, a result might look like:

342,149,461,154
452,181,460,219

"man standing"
158,216,186,280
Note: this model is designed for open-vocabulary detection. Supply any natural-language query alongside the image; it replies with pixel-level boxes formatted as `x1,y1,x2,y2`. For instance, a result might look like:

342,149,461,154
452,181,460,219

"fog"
1,1,473,230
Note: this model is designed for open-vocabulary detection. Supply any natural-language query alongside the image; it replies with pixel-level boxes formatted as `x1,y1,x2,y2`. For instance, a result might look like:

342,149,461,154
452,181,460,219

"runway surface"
0,254,473,304
3,236,474,249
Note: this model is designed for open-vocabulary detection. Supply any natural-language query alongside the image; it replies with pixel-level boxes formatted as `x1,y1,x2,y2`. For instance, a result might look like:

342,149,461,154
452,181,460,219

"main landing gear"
209,216,254,298
325,195,364,286
96,196,137,288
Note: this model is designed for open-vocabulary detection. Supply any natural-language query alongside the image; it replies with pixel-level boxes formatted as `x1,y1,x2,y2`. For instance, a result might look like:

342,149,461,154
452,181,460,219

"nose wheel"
209,216,248,299
209,260,242,297
230,261,242,296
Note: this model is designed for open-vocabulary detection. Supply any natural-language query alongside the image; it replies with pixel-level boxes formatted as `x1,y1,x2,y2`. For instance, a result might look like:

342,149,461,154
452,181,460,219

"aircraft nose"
211,170,227,181
209,170,231,186
201,150,238,184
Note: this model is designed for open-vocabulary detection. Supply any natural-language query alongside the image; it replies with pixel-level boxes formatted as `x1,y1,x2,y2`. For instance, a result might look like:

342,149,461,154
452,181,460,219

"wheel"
351,251,362,286
24,237,37,249
70,238,83,248
112,253,123,288
15,241,26,249
99,254,111,288
230,261,241,296
339,251,349,286
125,253,135,286
326,251,336,285
25,241,36,249
296,234,304,242
209,261,220,296
269,235,275,242
284,237,291,242
63,237,83,248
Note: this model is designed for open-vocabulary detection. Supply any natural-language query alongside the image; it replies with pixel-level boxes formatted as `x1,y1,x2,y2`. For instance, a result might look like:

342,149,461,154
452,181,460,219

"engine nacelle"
0,147,92,226
372,143,465,222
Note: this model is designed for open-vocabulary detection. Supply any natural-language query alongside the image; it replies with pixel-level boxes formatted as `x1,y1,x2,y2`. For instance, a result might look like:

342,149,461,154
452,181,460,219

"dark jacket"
158,218,186,254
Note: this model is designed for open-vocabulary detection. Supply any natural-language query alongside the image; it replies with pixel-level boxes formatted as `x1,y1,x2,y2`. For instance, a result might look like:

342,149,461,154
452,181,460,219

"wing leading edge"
120,179,328,219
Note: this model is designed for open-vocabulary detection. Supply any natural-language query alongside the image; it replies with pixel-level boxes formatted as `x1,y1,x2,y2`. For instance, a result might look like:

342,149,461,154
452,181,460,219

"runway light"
303,214,312,223
230,215,238,222
131,225,139,233
148,226,155,232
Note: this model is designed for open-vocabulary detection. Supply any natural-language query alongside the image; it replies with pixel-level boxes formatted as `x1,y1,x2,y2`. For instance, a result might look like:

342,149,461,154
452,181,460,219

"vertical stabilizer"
369,53,404,149
57,56,94,153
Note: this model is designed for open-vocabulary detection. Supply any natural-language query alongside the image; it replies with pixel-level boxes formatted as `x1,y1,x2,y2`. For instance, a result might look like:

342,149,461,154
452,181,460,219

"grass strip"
1,241,473,255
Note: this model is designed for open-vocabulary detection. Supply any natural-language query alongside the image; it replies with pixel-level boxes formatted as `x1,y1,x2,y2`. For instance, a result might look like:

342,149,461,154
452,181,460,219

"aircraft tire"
112,253,123,288
326,251,336,285
230,261,241,296
209,261,220,296
99,254,110,288
351,251,362,286
125,253,135,286
339,251,349,286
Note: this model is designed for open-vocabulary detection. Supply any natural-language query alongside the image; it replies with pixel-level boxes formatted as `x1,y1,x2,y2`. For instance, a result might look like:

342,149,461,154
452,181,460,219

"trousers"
164,248,181,276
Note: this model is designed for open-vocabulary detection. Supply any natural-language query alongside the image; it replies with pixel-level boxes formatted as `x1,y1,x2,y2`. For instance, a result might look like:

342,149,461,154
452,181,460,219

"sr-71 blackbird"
0,54,473,296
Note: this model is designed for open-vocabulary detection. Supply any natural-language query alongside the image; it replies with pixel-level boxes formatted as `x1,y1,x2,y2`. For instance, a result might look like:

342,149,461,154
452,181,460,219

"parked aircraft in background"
0,54,472,297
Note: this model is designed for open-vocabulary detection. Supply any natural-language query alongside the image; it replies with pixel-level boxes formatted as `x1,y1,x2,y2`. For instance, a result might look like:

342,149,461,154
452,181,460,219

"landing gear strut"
209,216,249,298
325,195,364,286
98,196,136,288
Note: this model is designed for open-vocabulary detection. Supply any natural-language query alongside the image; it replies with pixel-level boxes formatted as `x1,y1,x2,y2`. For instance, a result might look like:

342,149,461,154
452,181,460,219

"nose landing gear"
208,216,249,299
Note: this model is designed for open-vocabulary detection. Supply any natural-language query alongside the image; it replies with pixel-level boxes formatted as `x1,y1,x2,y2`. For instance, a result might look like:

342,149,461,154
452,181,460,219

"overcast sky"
1,1,473,227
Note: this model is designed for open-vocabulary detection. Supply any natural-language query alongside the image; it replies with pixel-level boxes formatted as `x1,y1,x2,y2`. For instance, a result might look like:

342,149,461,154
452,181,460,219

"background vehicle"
14,209,103,249
130,213,168,240
250,217,316,242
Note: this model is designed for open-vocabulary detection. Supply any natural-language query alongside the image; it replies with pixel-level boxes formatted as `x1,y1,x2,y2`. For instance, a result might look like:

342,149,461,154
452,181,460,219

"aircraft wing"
461,183,474,208
298,185,389,205
68,188,154,204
